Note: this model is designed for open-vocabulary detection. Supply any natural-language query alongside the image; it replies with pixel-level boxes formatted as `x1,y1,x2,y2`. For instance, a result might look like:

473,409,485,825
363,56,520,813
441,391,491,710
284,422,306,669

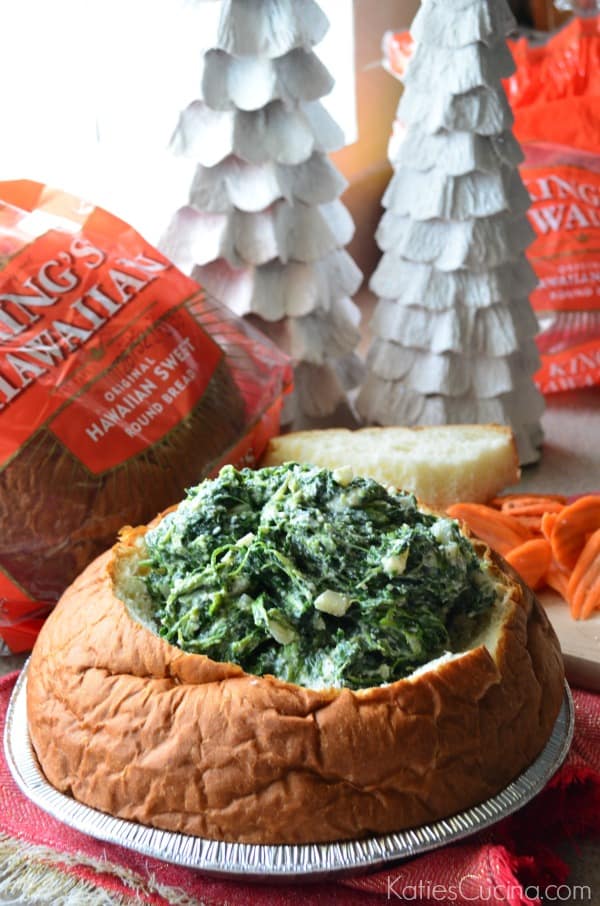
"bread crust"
26,525,564,845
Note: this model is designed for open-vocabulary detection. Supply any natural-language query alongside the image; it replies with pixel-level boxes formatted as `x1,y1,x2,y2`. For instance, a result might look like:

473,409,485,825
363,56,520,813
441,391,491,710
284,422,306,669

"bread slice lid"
262,424,520,510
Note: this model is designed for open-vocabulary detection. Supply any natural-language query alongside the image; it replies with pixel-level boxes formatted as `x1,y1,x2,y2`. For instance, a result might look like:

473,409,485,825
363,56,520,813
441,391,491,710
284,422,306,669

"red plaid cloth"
1,671,599,906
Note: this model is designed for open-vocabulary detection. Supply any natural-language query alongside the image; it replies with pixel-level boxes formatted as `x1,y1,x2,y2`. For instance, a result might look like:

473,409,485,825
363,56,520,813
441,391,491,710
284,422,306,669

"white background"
0,0,356,245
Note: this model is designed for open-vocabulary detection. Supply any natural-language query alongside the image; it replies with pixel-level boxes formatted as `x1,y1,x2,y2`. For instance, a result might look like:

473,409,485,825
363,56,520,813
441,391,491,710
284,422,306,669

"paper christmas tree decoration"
161,0,363,422
357,0,545,465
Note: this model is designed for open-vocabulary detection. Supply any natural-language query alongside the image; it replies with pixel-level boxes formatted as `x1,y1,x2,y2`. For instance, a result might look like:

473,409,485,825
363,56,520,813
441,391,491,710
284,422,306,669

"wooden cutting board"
540,590,600,692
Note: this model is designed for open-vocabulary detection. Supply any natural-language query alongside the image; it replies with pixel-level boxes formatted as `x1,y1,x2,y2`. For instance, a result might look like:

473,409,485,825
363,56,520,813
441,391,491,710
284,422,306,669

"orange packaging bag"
507,16,600,394
0,180,292,654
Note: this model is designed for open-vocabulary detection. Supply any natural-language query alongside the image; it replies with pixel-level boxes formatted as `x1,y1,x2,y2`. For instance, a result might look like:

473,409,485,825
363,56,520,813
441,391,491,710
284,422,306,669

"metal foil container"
4,665,574,882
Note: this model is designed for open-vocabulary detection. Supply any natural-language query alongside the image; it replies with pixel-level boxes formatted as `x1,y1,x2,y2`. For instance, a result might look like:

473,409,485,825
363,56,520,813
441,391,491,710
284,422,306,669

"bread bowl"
26,462,564,845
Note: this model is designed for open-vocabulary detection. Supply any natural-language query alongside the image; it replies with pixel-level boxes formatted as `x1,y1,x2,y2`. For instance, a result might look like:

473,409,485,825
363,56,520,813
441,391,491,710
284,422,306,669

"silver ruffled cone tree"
161,0,363,424
357,0,544,464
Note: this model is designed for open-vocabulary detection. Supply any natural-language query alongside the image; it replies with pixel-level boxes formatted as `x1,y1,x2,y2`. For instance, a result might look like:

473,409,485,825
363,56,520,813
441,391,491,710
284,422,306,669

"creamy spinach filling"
142,463,498,690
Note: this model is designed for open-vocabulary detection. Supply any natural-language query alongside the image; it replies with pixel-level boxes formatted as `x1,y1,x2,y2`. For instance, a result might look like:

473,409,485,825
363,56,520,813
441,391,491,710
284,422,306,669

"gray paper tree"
160,0,363,423
357,0,544,464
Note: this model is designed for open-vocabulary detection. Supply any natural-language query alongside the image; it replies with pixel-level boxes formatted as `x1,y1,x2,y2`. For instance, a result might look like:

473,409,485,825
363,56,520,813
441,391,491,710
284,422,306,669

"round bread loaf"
26,472,565,845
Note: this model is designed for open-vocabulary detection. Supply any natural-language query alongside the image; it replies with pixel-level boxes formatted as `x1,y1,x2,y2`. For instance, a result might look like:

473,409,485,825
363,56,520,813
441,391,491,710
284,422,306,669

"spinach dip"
142,463,499,690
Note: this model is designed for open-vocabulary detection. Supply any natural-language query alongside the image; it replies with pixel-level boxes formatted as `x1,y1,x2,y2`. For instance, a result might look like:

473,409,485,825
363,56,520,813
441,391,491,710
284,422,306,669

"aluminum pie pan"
5,664,574,882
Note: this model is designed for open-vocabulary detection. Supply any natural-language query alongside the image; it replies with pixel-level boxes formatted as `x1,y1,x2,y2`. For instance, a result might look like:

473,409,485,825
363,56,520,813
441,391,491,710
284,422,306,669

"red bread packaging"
506,16,600,394
0,180,292,654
